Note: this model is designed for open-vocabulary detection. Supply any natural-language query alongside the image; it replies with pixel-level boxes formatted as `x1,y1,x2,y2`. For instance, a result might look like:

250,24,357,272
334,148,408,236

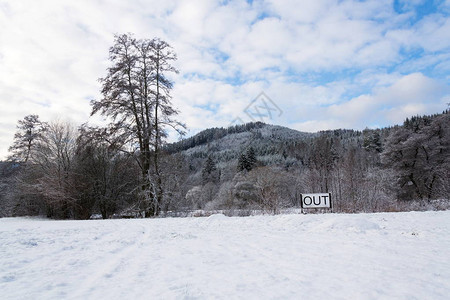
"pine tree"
363,129,382,153
202,155,219,183
237,147,257,172
246,146,257,171
237,153,247,172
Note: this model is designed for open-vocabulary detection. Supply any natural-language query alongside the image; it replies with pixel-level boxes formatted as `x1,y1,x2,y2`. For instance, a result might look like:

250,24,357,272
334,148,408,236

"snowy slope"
179,123,314,162
1,211,450,299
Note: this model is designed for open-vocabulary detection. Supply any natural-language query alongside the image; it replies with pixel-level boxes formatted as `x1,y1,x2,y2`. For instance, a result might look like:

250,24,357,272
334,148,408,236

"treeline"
1,110,448,218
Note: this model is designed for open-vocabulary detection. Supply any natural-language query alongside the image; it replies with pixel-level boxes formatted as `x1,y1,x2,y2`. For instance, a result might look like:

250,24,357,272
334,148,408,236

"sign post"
300,193,332,213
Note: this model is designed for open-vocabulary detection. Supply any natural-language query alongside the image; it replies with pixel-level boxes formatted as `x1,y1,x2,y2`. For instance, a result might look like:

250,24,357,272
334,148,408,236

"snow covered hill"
167,122,316,163
1,211,450,299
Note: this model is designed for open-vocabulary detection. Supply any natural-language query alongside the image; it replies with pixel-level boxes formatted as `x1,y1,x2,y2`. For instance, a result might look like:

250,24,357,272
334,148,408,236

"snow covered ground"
1,211,450,299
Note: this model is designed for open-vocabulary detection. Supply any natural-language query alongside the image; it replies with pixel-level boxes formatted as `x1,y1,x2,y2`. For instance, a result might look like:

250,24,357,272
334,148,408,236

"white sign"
301,193,332,209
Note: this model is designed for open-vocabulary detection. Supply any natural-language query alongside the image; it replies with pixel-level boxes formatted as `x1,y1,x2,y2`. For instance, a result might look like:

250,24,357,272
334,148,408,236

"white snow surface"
1,211,450,299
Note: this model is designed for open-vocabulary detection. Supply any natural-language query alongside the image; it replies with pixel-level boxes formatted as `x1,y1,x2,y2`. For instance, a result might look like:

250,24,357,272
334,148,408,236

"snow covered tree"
90,33,184,216
8,115,47,163
6,116,48,216
34,121,78,218
246,147,257,171
237,147,257,172
74,127,139,219
382,112,450,200
8,120,79,219
363,128,382,153
0,161,24,217
159,153,191,212
149,38,185,213
233,180,258,208
185,186,203,209
309,136,339,192
202,155,219,183
237,153,247,172
91,33,152,182
248,166,293,214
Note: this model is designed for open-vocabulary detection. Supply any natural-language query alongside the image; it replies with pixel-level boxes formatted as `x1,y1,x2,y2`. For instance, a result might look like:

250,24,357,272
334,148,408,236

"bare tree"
248,167,292,214
32,121,78,218
185,186,203,210
91,33,184,216
7,120,79,218
75,127,139,219
159,153,191,212
149,38,185,213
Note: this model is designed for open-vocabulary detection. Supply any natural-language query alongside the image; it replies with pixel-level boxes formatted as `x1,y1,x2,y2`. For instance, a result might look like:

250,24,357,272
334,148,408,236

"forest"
0,33,449,219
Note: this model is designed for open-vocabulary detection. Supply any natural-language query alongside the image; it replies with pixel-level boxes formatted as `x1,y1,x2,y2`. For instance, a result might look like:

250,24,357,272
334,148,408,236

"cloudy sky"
1,0,450,159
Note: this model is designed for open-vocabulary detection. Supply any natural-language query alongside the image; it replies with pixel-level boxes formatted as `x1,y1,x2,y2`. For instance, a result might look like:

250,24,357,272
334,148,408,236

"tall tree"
91,34,150,179
90,33,184,216
8,115,46,163
149,38,185,212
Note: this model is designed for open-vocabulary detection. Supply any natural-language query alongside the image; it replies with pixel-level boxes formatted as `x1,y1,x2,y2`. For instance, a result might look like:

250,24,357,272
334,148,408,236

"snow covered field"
1,211,450,299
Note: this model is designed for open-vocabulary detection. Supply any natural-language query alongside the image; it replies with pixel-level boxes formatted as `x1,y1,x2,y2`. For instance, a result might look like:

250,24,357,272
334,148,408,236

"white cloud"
0,0,449,159
416,14,450,52
291,73,450,132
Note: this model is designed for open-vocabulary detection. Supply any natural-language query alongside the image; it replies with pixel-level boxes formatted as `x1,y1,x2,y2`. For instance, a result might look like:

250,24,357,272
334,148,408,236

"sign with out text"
301,193,332,209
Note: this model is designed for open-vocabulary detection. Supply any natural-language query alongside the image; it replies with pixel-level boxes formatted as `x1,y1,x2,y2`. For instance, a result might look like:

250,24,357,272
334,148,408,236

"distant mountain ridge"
165,121,315,159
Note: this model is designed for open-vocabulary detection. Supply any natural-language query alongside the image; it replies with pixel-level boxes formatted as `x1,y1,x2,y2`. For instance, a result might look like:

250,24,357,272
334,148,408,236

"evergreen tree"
237,153,247,172
363,129,382,153
202,155,218,183
237,147,257,172
246,146,257,171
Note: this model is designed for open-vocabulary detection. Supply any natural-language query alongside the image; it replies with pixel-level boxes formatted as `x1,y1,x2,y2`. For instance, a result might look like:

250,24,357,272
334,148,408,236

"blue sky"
0,0,450,159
